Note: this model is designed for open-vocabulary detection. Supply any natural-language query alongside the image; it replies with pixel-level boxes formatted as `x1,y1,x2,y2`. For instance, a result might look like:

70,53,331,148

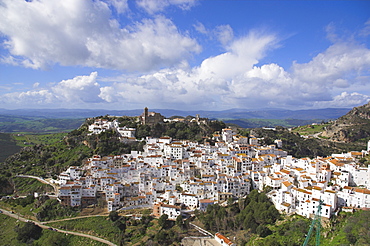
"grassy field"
0,116,84,133
0,214,106,246
13,177,54,195
12,132,67,147
0,132,67,163
292,123,331,136
48,216,122,245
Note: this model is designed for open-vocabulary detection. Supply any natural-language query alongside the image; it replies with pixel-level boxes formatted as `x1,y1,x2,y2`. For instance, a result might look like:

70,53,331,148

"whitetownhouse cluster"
57,128,286,215
267,141,370,219
57,127,370,220
87,118,136,142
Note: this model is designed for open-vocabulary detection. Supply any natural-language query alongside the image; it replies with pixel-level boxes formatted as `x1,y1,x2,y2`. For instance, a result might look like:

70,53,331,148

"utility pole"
303,199,323,246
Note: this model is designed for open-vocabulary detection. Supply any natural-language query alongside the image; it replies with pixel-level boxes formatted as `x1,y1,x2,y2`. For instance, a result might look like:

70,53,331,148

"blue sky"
0,0,369,110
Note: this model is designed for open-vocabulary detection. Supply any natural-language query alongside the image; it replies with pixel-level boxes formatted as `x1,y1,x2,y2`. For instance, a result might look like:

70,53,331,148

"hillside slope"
321,101,370,142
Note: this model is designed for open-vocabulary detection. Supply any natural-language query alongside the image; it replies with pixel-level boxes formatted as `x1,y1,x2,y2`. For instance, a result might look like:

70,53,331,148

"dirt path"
41,214,107,224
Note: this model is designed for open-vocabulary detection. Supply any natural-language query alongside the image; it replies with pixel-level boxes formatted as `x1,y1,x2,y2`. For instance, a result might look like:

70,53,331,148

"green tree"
19,194,35,207
158,214,169,229
109,210,120,222
15,222,42,243
256,224,272,237
176,214,183,229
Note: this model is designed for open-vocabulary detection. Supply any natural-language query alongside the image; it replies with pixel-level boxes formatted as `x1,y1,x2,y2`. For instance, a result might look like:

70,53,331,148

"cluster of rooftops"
56,122,370,221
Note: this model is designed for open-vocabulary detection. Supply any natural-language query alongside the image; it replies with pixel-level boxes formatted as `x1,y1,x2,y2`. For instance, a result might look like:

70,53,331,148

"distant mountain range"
0,107,351,120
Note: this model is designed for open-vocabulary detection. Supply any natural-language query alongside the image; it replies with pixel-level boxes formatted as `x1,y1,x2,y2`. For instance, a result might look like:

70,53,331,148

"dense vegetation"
48,210,193,245
2,189,370,245
196,190,280,244
1,194,80,221
196,189,370,246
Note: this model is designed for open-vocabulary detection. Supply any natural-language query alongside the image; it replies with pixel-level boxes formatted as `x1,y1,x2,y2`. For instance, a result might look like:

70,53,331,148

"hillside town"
56,111,370,223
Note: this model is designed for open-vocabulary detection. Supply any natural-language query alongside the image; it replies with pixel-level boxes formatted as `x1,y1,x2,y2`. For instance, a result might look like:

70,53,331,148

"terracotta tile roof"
215,233,234,246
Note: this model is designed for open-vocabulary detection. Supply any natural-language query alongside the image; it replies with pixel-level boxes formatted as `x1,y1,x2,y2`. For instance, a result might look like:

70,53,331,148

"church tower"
143,107,149,125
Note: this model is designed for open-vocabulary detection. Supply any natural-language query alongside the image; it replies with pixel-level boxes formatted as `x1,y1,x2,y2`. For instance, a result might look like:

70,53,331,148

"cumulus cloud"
314,92,370,108
0,0,200,71
292,42,370,85
1,19,370,110
52,72,102,103
196,31,278,81
96,31,282,109
96,30,370,110
0,72,103,108
0,90,55,107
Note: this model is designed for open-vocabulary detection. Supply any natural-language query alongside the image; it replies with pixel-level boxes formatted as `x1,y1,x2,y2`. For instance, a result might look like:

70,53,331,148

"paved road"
0,208,117,246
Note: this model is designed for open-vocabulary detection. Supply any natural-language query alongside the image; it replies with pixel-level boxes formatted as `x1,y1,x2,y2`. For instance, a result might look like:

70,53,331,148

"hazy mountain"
0,107,351,120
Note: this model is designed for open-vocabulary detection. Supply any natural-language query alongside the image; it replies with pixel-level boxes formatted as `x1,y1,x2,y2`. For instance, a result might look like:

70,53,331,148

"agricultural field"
291,123,331,136
0,115,84,133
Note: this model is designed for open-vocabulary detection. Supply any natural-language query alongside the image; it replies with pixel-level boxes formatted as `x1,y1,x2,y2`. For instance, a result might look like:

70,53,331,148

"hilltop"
0,105,369,245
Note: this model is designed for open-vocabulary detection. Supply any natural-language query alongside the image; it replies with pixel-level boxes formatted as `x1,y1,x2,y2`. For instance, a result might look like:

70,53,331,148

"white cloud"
195,31,278,81
193,22,208,35
96,31,282,109
314,92,370,108
0,72,103,108
136,0,197,14
97,32,370,110
214,25,234,46
0,0,200,71
1,24,370,110
0,90,55,107
52,72,102,103
360,18,370,37
106,0,129,14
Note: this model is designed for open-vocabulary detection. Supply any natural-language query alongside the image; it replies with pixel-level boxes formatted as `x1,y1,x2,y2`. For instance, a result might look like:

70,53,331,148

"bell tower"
143,107,149,125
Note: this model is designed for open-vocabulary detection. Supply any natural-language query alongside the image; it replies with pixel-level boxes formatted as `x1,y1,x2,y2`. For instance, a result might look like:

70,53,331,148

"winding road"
0,208,117,246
